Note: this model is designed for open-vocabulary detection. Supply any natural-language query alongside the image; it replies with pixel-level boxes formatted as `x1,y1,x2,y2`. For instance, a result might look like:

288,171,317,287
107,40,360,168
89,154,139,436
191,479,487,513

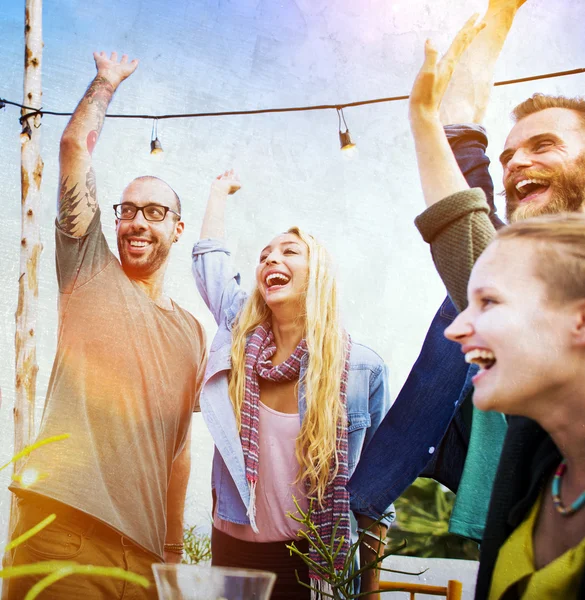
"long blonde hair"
228,227,346,505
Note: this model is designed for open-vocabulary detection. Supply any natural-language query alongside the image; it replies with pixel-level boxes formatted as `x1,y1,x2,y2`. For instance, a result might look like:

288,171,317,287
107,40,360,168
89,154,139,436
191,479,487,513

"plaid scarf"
241,321,352,584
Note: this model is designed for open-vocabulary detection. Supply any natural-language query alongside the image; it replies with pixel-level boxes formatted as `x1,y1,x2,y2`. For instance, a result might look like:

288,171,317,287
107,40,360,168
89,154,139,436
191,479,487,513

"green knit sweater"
415,187,508,543
415,187,496,311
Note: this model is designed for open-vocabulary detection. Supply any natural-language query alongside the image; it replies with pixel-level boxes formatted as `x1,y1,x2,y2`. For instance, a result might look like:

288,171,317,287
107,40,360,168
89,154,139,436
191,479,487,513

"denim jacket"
192,238,393,526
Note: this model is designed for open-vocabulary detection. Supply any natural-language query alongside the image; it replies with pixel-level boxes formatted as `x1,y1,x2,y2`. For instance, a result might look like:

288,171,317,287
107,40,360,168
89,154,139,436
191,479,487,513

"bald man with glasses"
5,52,206,600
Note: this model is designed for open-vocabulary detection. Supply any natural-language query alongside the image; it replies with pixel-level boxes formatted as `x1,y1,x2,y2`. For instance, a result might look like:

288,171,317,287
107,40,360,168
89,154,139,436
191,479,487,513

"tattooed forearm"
85,76,114,106
84,76,114,129
61,75,113,149
58,168,97,233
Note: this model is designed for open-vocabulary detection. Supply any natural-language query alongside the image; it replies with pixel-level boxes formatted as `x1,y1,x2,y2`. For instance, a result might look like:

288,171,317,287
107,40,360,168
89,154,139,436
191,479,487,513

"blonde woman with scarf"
192,171,393,599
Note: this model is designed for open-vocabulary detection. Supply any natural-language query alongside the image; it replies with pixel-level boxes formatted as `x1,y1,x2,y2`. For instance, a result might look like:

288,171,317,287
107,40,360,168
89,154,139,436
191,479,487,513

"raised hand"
211,169,241,196
409,14,485,123
93,51,139,89
200,170,241,240
439,0,528,125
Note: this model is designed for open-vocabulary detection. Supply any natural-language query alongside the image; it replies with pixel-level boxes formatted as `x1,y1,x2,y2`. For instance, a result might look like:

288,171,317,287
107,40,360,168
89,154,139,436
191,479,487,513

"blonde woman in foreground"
446,215,585,598
191,171,393,599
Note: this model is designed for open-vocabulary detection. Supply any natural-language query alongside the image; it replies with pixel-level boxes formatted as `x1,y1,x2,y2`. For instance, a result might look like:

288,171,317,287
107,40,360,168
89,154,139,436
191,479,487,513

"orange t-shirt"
11,210,206,560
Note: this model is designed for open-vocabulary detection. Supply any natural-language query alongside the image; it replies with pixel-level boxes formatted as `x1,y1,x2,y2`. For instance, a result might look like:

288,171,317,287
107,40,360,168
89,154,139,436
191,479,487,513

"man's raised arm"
408,17,483,208
440,0,527,126
58,52,138,237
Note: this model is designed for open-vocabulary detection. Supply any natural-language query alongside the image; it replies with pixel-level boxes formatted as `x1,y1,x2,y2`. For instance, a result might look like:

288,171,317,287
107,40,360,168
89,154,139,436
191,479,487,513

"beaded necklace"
551,460,585,516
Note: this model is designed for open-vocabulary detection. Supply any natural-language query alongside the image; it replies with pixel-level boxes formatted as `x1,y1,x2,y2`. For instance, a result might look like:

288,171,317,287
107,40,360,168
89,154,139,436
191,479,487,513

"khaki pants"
4,495,159,600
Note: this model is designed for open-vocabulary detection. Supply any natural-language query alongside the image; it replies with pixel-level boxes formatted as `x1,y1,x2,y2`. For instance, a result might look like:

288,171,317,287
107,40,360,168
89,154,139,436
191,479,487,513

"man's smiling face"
501,107,585,222
116,178,183,279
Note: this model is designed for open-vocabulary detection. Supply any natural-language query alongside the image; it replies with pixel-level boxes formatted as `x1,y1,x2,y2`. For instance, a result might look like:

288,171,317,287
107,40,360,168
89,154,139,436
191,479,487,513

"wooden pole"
3,0,44,581
15,0,43,477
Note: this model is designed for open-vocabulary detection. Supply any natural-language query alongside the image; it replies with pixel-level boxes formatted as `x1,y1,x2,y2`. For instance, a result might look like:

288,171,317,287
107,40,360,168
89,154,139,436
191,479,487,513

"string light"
337,108,356,152
1,65,583,152
150,118,163,155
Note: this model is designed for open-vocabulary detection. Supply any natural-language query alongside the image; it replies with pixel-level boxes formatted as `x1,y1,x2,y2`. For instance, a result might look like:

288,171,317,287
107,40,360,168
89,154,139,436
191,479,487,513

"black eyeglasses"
113,203,181,222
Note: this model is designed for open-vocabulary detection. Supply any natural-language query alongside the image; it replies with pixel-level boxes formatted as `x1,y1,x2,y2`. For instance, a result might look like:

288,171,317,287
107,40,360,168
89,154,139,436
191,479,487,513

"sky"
1,0,585,567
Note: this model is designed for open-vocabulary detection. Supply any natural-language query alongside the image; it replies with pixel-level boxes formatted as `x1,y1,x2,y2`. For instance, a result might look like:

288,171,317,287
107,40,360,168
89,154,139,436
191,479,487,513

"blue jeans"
348,124,502,520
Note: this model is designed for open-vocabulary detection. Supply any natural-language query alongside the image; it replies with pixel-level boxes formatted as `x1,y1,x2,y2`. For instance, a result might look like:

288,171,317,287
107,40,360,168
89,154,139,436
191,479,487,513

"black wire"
3,66,584,123
19,108,43,124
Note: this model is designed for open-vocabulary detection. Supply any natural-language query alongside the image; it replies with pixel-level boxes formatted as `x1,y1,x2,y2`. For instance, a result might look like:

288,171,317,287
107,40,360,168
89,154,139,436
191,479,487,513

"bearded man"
349,0,585,546
503,96,585,222
5,52,206,600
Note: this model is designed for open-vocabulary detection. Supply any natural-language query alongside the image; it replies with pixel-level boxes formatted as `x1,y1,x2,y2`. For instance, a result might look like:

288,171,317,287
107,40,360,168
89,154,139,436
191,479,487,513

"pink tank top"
214,401,309,542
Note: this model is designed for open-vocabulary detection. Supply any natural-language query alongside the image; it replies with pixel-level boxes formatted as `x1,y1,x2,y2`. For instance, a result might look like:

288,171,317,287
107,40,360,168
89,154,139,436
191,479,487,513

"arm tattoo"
58,167,98,233
58,176,84,234
85,76,114,104
84,76,114,127
86,130,98,155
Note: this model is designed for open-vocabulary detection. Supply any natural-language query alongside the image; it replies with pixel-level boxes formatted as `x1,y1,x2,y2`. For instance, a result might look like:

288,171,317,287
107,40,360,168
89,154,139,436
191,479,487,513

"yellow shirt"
489,492,585,599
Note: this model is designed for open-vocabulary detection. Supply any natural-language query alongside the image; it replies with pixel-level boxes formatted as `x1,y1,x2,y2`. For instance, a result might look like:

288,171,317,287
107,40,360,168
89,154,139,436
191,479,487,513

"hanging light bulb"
150,137,163,154
150,118,163,155
339,129,356,151
337,108,356,151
